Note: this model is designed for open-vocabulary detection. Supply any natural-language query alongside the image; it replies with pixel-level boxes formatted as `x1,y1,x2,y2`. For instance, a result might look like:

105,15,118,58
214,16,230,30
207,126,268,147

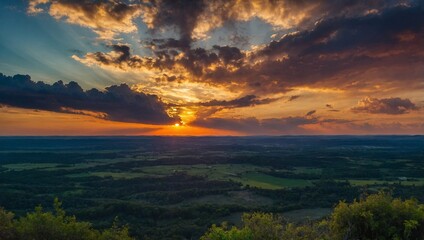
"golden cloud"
28,0,142,39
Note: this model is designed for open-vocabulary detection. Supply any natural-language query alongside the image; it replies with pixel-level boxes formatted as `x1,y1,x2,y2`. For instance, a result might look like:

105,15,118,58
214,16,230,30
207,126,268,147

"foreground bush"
200,212,284,240
201,212,329,240
330,192,424,240
0,198,133,240
202,192,424,240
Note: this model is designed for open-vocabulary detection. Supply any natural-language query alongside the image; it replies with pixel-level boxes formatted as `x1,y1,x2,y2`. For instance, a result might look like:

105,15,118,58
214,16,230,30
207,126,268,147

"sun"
174,121,185,127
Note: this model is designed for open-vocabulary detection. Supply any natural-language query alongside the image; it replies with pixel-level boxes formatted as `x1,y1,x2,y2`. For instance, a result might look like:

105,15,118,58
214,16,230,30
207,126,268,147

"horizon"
0,134,423,137
1,1,423,135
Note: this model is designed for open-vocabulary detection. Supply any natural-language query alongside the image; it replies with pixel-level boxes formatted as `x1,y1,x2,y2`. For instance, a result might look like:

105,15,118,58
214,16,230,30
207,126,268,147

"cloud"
72,44,153,71
202,3,424,93
171,94,282,120
351,97,419,115
192,116,319,135
287,95,301,102
328,122,424,135
306,110,316,116
191,114,355,134
325,104,341,112
74,3,424,96
192,115,424,135
185,0,399,40
30,0,406,42
141,0,206,44
28,0,49,14
28,0,142,39
238,4,424,92
0,73,178,124
73,43,244,80
198,95,280,108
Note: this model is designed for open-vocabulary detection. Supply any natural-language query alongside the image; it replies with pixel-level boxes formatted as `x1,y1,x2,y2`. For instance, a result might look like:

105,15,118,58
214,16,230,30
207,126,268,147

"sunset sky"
0,0,423,135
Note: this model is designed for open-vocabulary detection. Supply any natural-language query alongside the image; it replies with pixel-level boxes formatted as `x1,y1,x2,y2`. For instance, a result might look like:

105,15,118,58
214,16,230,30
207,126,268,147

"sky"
0,0,423,136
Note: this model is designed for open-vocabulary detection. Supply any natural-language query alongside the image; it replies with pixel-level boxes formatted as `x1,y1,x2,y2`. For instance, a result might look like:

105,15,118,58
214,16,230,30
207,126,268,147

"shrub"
0,198,133,240
0,207,16,240
330,192,424,240
202,193,424,240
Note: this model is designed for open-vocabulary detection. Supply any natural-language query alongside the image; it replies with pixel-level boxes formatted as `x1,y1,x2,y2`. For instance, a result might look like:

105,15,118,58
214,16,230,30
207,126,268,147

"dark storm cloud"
199,95,280,108
233,4,424,92
212,45,244,64
111,44,131,62
145,0,206,44
0,73,178,124
256,4,424,58
351,97,419,115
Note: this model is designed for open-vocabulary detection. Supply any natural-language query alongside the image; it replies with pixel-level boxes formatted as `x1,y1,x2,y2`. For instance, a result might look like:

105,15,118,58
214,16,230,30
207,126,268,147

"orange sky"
0,107,238,136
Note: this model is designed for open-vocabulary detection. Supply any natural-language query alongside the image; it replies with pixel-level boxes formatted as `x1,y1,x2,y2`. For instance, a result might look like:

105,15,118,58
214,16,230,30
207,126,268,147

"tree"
200,222,253,240
0,207,16,240
99,217,133,240
242,212,284,240
330,192,424,240
0,198,134,240
201,212,283,240
283,221,329,240
14,198,98,240
202,193,424,240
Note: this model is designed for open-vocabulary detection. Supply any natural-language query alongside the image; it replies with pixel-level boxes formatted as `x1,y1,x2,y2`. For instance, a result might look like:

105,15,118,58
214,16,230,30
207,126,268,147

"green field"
65,164,313,190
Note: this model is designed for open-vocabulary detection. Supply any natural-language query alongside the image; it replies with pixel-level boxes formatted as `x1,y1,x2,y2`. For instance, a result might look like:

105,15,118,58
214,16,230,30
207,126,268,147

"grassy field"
346,179,424,186
66,164,313,190
239,172,312,189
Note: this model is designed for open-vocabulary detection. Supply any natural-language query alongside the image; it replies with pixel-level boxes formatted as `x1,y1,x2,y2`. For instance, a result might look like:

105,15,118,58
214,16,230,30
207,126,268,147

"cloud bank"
352,97,419,115
0,73,178,124
71,3,424,96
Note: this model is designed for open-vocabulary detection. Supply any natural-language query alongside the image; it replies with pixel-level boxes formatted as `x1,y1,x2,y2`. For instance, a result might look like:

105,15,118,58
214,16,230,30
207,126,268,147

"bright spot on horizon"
174,123,180,127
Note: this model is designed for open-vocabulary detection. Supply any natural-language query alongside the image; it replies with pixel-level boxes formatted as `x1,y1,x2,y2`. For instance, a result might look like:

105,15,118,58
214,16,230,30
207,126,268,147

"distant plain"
0,136,423,239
